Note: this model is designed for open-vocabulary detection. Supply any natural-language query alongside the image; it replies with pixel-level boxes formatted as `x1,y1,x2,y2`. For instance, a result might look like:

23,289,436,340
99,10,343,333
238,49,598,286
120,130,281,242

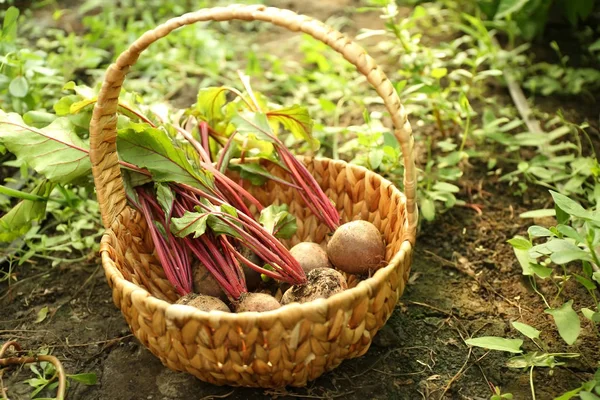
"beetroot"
236,292,281,312
327,220,385,275
281,268,347,305
289,242,331,274
176,293,230,312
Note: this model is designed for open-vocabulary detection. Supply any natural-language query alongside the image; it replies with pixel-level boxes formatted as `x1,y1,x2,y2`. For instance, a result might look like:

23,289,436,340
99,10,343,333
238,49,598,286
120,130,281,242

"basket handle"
90,4,417,243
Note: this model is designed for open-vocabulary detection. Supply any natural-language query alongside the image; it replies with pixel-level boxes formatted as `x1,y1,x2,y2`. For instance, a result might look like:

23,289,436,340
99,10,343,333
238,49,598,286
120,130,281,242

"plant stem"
587,237,600,272
174,123,263,215
530,277,551,309
529,366,536,400
459,107,471,153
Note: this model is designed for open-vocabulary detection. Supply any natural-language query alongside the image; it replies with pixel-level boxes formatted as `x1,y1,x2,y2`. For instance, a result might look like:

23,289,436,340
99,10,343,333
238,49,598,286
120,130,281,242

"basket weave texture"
89,4,418,388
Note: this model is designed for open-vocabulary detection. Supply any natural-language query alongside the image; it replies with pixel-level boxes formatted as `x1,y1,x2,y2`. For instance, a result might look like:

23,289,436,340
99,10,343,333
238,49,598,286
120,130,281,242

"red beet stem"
175,123,264,215
137,189,192,295
235,113,340,230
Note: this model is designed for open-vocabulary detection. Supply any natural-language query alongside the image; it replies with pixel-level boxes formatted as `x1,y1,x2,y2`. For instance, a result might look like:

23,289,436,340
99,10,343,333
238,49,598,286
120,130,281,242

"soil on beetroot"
2,1,599,399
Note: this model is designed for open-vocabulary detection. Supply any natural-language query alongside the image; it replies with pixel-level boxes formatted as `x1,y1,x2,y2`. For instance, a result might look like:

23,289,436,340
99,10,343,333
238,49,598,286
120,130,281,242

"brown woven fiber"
89,4,417,388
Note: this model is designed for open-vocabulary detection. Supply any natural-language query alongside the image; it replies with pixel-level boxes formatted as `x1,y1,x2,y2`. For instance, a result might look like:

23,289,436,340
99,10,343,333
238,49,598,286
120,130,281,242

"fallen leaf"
35,306,49,323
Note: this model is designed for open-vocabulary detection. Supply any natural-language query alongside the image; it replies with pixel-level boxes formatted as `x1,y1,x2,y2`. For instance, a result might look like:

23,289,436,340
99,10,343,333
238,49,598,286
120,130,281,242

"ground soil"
1,1,599,399
6,167,599,400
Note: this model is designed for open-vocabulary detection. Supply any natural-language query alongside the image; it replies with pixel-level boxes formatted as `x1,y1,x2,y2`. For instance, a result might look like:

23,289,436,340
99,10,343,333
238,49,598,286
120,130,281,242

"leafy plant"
466,321,583,400
509,190,600,339
24,348,96,399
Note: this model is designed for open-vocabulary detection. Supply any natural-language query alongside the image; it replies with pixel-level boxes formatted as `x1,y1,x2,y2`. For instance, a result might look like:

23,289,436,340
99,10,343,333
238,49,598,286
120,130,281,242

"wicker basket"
89,4,417,388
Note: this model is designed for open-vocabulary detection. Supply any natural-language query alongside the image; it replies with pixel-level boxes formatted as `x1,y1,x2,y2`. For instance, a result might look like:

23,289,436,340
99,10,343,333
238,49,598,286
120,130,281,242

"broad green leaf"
3,6,19,40
583,261,593,277
24,377,47,388
545,239,592,264
507,236,532,251
259,204,297,239
529,242,552,257
512,248,534,275
531,263,553,279
118,123,213,189
121,170,151,205
432,182,460,193
54,95,79,115
511,321,541,340
267,105,317,149
551,191,598,222
170,211,209,238
511,237,551,277
231,111,276,143
153,220,168,238
556,204,570,225
68,372,97,385
581,308,600,323
207,214,242,238
23,110,57,128
594,271,600,284
219,203,238,218
62,81,97,100
369,149,384,170
546,239,584,253
551,249,593,264
557,225,585,243
9,76,29,98
528,225,553,238
519,209,556,218
195,87,227,123
0,180,54,242
420,198,435,221
0,112,91,184
545,300,581,345
465,336,523,353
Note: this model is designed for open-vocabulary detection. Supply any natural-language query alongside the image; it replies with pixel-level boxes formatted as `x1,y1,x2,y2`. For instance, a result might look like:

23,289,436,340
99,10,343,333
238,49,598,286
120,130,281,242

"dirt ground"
2,1,600,399
3,165,599,400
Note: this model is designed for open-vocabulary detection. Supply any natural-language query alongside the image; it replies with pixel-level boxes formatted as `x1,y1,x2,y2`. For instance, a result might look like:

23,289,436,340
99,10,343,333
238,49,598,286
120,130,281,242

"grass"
0,0,599,398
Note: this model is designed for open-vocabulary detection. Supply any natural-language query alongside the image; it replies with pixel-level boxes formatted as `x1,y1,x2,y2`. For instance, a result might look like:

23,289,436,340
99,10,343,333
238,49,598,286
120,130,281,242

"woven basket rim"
102,157,412,323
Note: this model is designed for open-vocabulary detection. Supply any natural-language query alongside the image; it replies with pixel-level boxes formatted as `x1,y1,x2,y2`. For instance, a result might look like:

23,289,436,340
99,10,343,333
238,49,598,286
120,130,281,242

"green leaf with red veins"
231,111,276,143
267,105,318,150
170,211,209,239
194,87,228,124
0,112,91,184
118,123,214,190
